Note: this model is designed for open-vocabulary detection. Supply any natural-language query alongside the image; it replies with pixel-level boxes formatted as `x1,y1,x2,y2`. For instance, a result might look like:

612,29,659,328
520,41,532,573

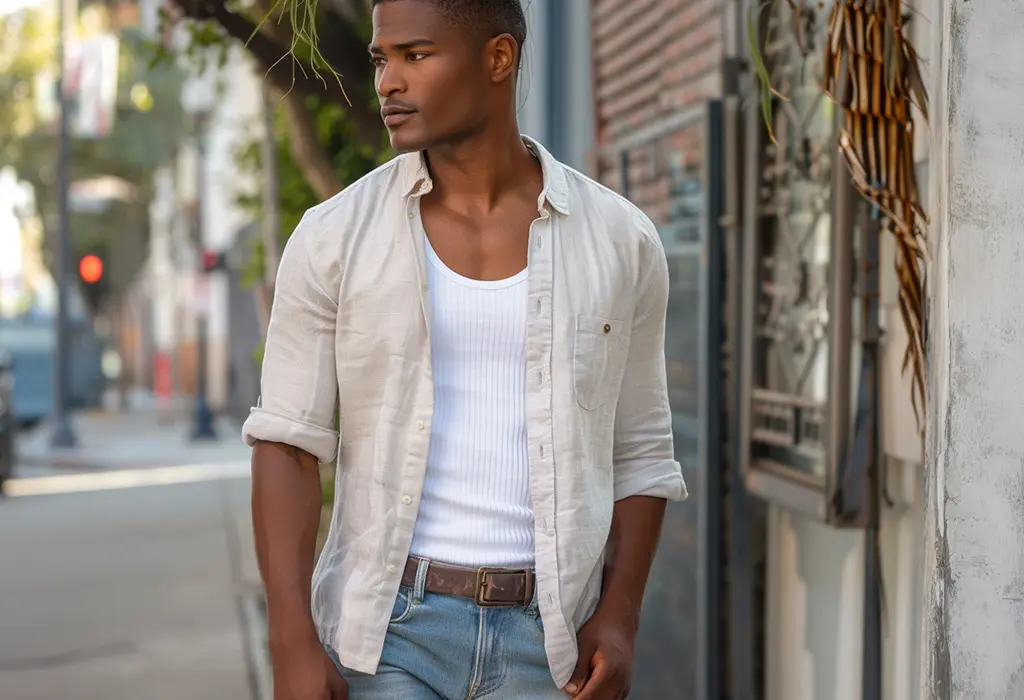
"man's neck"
423,125,542,215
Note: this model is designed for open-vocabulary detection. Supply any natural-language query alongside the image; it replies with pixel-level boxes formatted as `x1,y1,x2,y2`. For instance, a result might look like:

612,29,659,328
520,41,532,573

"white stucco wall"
923,0,1024,698
765,508,866,700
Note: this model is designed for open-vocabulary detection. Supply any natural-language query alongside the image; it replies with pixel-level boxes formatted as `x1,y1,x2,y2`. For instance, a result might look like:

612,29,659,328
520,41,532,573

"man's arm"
567,216,686,699
242,210,347,699
598,495,668,634
252,442,324,652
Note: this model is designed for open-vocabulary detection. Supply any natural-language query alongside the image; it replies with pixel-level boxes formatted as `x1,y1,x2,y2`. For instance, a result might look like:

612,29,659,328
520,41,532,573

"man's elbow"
613,458,688,502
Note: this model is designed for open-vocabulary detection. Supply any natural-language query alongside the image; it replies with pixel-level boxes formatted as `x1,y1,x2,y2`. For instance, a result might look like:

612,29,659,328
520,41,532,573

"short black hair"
371,0,528,60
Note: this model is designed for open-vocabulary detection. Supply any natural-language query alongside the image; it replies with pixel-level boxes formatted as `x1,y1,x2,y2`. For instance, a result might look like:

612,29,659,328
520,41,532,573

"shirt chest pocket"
573,315,626,410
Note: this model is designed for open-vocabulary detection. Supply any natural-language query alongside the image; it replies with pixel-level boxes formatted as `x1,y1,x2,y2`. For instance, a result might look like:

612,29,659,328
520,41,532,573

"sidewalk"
14,396,251,472
0,464,267,700
2,395,272,700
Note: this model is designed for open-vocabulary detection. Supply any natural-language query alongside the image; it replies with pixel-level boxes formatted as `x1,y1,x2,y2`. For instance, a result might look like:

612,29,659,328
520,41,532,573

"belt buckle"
475,567,530,607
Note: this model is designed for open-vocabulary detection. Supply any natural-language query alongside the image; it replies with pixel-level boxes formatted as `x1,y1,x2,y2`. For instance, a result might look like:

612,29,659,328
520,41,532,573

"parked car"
0,348,13,489
0,317,106,429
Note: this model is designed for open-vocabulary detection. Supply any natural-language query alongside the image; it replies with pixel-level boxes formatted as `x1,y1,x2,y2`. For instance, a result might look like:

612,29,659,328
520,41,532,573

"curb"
240,588,273,700
14,454,195,471
14,451,251,472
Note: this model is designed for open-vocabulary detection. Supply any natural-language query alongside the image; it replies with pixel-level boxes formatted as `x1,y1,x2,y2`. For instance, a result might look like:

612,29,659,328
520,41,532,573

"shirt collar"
399,135,571,216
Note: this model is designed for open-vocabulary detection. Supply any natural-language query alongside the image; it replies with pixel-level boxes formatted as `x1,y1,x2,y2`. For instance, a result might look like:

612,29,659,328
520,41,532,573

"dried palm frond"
823,0,928,427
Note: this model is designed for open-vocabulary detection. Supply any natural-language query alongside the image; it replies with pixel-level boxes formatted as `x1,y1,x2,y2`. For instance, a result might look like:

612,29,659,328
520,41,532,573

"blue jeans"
325,564,565,699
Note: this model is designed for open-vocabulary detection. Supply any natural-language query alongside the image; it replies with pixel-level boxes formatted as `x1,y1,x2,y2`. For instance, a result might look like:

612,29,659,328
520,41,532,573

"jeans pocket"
388,585,415,624
525,598,545,636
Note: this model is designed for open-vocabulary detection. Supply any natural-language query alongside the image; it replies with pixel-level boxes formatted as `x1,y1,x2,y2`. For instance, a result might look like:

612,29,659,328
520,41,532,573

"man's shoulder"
559,165,661,248
302,156,408,228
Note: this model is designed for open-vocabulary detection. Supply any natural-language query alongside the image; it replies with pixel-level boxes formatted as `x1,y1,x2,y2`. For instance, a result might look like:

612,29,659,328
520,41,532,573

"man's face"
370,0,492,152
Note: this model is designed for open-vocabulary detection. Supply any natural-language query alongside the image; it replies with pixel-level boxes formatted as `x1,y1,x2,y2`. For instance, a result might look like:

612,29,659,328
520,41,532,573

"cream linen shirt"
241,137,687,687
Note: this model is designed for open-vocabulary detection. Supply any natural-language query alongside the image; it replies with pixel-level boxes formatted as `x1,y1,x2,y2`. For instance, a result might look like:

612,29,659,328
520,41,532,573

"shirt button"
386,564,397,575
603,323,612,334
415,420,425,430
401,495,412,505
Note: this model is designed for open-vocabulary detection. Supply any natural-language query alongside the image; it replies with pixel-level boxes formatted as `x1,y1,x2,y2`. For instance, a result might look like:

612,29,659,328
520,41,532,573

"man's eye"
370,56,385,67
407,53,428,61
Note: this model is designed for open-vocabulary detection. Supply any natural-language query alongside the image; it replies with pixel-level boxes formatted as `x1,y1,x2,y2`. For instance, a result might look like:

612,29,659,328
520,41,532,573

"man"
243,0,687,698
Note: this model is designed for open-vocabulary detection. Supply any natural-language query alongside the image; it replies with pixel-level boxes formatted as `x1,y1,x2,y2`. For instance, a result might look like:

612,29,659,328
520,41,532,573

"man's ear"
488,34,518,83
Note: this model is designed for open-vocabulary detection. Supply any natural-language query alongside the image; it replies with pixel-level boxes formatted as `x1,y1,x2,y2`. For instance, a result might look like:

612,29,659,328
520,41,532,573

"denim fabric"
325,561,565,699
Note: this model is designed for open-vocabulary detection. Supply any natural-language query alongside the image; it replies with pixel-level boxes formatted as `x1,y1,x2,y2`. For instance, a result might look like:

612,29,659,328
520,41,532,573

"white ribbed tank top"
408,234,535,569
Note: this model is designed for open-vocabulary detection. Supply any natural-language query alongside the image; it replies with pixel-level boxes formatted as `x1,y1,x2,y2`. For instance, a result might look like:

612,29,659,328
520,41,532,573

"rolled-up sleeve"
241,209,341,464
612,212,688,502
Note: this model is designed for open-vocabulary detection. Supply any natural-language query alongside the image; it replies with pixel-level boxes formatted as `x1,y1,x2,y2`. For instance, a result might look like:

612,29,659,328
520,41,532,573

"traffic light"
78,250,109,314
79,254,103,283
201,249,226,273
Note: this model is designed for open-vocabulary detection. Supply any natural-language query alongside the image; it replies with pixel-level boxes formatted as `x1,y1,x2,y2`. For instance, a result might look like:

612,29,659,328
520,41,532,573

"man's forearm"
251,440,325,648
598,495,668,631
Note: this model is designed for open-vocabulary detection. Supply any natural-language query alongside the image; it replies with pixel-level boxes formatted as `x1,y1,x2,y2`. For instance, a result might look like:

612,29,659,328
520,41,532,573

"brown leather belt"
401,556,535,607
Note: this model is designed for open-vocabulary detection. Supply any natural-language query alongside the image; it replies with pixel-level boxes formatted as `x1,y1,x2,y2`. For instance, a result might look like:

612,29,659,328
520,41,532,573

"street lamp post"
190,110,216,441
50,0,77,448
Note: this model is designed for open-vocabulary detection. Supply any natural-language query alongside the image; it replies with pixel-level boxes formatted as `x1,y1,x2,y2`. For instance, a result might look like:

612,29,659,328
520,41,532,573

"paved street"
0,410,267,700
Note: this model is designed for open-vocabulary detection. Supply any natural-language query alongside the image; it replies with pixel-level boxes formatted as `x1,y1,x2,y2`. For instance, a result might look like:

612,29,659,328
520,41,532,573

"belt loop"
413,557,430,604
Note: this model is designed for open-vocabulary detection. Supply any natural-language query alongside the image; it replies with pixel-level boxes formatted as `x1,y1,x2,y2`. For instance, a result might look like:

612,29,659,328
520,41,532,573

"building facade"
531,1,944,699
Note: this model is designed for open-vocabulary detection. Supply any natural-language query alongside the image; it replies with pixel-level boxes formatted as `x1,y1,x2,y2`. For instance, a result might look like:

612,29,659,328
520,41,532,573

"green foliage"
0,9,187,304
0,9,55,167
247,0,349,104
321,467,335,505
746,0,789,143
233,87,389,288
150,6,232,75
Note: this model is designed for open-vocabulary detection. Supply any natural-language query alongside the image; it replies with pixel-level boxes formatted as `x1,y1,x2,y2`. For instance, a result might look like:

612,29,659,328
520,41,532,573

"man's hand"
271,635,350,700
564,609,636,700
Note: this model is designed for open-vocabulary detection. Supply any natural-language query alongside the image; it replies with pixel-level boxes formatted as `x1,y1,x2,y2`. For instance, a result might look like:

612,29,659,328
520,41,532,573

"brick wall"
590,2,730,697
590,0,723,219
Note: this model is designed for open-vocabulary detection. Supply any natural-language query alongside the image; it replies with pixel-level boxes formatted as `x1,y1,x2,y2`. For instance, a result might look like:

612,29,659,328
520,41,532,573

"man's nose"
375,62,405,97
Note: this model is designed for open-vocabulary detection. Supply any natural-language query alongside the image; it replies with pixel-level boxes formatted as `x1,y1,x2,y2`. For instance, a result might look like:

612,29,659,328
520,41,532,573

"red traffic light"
201,249,225,272
79,254,103,283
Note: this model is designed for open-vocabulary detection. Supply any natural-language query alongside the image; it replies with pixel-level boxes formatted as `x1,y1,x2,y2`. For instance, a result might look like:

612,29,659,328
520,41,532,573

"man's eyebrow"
368,38,438,54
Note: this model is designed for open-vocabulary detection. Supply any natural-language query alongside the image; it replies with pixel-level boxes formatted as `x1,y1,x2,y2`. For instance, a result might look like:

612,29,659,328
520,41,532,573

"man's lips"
381,106,416,127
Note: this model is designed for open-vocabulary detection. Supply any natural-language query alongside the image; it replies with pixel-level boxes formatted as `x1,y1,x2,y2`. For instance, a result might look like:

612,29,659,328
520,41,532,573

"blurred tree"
165,0,386,202
0,7,187,314
157,0,389,336
231,92,388,298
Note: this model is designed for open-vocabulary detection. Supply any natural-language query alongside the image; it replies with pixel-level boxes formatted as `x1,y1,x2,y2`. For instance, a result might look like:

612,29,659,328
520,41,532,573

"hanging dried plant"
749,0,929,427
822,0,928,426
248,0,351,105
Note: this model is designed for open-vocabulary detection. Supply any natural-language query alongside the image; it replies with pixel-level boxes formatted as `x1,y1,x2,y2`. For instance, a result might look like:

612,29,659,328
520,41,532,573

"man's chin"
388,131,429,154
